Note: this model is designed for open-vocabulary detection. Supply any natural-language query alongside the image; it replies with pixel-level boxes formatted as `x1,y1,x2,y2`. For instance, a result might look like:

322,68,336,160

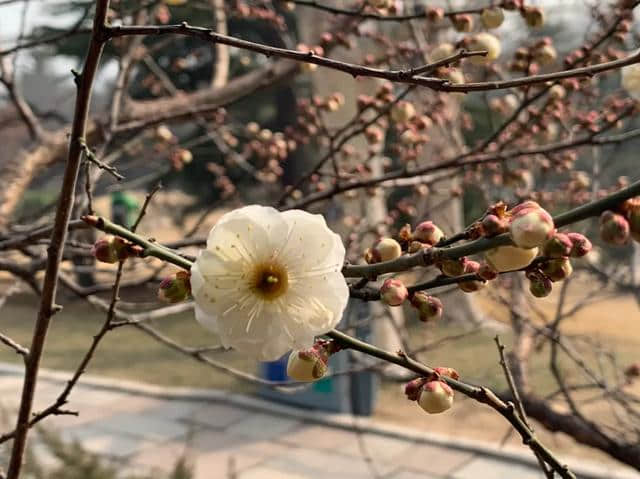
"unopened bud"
418,380,454,414
287,342,332,382
158,271,191,303
540,257,573,282
527,270,553,297
413,221,444,245
481,7,504,29
380,279,409,306
509,204,555,248
430,43,455,62
485,245,538,272
567,232,593,257
542,233,573,258
410,292,443,322
523,6,545,28
534,44,557,66
366,238,403,263
468,33,502,65
599,211,630,245
390,101,416,123
91,236,139,264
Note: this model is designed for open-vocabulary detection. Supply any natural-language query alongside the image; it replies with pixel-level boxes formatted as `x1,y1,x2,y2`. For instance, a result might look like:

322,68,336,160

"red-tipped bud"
451,13,473,32
509,205,555,248
599,211,630,245
365,237,402,263
567,233,593,257
527,271,553,298
91,236,139,264
410,293,443,322
481,214,508,237
418,380,454,414
158,271,191,303
540,257,573,282
380,279,409,306
390,101,416,123
542,233,573,258
413,221,444,245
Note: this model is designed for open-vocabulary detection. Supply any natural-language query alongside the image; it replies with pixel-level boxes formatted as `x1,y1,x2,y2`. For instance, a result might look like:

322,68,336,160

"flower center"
251,261,289,300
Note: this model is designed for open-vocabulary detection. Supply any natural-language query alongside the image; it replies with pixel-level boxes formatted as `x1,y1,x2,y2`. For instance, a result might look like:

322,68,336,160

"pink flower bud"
509,205,555,248
567,232,593,257
287,344,330,382
542,233,573,258
404,377,427,401
481,7,504,29
478,263,498,281
481,214,508,237
439,257,467,277
398,224,412,242
540,257,573,282
485,245,539,272
380,279,409,306
413,221,444,245
390,101,416,123
527,271,553,297
410,293,443,322
158,271,191,303
365,237,402,263
418,380,454,414
523,6,545,28
599,211,630,245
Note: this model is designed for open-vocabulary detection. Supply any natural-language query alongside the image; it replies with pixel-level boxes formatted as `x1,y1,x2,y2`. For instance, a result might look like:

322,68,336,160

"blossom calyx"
567,233,593,257
540,257,573,282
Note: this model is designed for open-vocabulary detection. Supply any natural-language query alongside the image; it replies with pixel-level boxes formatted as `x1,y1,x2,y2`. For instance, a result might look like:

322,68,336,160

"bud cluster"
600,198,640,246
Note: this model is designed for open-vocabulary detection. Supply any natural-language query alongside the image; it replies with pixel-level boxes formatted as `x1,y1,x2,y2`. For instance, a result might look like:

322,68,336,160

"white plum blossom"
190,205,349,361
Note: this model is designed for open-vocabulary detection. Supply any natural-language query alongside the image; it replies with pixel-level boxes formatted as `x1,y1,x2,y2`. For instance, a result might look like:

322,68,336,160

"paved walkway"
0,364,638,479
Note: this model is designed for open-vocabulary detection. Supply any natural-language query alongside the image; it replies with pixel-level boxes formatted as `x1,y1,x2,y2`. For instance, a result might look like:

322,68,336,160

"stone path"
0,364,638,479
